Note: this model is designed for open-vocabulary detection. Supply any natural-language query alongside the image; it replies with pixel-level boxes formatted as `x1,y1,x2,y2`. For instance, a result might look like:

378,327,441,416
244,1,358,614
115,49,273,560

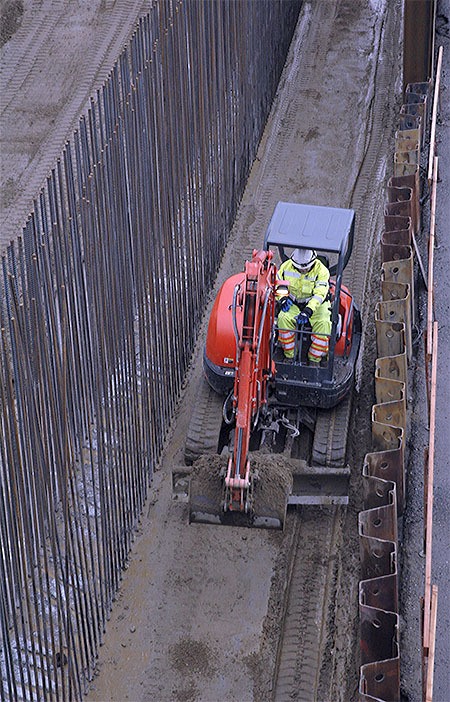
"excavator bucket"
172,454,349,527
171,458,235,524
188,457,228,526
173,453,292,530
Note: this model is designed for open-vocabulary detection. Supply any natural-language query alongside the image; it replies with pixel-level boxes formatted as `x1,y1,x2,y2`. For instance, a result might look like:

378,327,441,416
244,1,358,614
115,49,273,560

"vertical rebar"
0,2,301,699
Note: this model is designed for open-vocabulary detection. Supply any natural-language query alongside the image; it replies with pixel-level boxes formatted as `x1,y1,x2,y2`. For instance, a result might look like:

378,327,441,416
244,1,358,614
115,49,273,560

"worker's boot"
308,355,328,367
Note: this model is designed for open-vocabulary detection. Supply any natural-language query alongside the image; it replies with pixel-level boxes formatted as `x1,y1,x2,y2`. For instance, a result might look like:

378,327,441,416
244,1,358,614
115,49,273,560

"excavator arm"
224,250,276,514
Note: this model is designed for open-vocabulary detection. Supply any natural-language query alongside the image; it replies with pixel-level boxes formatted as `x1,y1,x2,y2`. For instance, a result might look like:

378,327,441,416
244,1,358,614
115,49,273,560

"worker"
276,248,331,363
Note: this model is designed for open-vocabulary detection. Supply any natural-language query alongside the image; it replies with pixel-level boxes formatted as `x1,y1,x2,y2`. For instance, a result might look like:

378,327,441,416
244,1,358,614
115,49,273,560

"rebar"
0,1,301,698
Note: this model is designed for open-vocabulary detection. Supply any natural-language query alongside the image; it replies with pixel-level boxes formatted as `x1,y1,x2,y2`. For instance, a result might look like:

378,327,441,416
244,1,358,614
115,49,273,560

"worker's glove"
280,297,293,313
297,307,313,325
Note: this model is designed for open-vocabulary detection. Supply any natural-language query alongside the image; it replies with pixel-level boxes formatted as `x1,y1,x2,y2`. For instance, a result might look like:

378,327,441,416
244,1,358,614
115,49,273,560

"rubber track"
184,377,225,464
312,394,353,469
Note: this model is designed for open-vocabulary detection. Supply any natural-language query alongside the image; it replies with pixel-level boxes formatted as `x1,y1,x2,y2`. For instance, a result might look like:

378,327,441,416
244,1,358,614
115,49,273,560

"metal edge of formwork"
403,0,437,91
288,464,350,506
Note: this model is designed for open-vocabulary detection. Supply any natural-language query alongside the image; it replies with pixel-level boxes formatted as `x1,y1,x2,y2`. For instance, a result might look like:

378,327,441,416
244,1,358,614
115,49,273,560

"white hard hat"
291,248,317,270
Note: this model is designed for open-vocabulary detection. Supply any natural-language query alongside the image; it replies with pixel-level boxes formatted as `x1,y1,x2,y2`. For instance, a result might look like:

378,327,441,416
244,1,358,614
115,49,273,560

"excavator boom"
224,250,276,513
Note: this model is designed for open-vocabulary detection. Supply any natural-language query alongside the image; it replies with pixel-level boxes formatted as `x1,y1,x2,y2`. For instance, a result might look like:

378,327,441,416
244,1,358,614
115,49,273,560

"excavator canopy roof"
264,202,355,259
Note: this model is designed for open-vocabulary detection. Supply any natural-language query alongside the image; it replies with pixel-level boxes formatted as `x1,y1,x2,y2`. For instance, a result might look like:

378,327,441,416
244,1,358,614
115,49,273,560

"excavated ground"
6,1,445,700
86,2,403,700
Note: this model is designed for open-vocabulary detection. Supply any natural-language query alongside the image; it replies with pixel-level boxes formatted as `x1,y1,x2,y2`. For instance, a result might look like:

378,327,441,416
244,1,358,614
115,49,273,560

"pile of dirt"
188,454,226,521
169,636,218,677
251,452,294,527
189,452,293,529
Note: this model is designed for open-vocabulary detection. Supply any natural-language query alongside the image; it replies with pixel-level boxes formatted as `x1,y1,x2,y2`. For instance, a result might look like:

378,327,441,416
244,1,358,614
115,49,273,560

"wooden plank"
428,46,443,183
426,157,438,357
423,323,438,649
425,585,438,702
412,229,428,289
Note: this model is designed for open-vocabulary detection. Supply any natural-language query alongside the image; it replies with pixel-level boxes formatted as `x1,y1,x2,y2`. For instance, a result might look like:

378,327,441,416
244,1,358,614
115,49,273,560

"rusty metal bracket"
364,450,405,517
375,320,405,359
359,481,400,701
376,297,412,361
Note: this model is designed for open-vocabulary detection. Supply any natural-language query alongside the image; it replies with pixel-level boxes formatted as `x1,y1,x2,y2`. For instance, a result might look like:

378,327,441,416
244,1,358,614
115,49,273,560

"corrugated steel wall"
358,80,430,702
0,2,301,698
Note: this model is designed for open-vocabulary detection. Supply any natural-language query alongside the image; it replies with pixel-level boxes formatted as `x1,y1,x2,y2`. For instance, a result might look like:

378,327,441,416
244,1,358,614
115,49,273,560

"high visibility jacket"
276,258,330,314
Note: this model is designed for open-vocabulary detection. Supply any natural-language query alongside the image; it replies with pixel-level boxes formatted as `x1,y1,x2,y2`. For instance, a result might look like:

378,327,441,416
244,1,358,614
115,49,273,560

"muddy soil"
86,2,403,699
0,0,148,250
189,453,293,529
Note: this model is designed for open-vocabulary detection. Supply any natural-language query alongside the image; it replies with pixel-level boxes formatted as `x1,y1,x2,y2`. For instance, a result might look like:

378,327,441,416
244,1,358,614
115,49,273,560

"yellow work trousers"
278,303,331,361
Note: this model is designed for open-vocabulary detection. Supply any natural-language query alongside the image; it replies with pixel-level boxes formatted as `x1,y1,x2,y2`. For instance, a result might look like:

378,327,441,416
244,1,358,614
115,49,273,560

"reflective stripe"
279,330,295,340
311,334,329,344
277,260,330,328
308,348,327,360
308,333,329,361
283,341,295,351
279,329,295,352
312,334,330,343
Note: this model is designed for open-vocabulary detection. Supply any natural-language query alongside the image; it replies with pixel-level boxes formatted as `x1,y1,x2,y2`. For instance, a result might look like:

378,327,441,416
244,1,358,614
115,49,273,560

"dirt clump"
189,451,293,529
169,636,218,677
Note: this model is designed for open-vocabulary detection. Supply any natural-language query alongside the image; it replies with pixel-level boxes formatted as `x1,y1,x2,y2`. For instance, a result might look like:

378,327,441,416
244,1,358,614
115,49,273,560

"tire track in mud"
1,2,65,109
229,0,337,272
346,2,404,384
251,2,334,205
273,507,342,702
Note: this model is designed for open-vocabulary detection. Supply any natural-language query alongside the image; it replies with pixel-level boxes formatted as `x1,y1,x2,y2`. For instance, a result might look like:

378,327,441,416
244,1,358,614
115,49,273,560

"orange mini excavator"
176,202,362,529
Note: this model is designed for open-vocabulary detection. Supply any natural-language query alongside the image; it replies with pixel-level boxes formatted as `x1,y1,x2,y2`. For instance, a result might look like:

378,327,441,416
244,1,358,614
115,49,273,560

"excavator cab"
264,202,361,410
177,202,362,529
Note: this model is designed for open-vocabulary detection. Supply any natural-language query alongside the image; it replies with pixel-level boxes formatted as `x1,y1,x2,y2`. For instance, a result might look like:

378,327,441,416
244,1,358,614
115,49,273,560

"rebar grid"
0,1,300,699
